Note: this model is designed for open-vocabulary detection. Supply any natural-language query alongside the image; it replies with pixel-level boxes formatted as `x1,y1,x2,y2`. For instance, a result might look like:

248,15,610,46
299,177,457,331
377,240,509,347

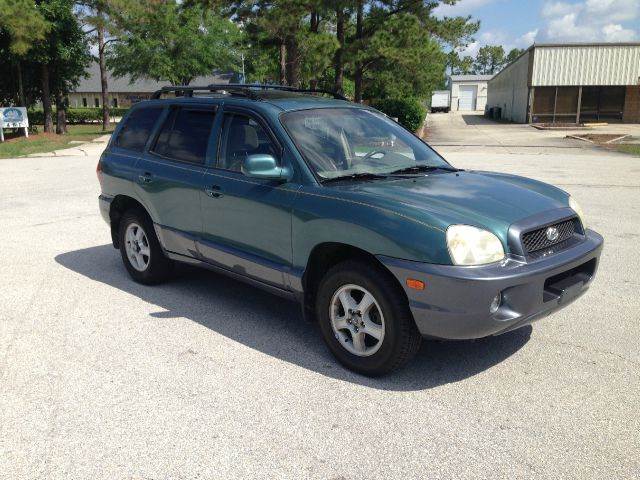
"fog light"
490,293,502,314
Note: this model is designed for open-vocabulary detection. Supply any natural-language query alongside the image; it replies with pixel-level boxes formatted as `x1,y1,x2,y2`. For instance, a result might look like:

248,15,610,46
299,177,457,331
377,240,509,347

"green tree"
196,0,479,102
230,0,311,87
76,0,117,130
357,12,446,100
109,1,241,85
349,1,477,102
30,0,91,133
505,47,524,65
0,0,50,106
448,51,474,75
473,45,505,75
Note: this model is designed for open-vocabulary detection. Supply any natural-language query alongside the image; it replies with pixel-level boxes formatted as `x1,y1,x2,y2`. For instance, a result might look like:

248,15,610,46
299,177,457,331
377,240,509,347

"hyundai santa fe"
97,84,603,376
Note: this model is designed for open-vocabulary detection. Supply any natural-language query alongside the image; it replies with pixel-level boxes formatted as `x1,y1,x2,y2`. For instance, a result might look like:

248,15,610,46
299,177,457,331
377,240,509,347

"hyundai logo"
546,226,559,242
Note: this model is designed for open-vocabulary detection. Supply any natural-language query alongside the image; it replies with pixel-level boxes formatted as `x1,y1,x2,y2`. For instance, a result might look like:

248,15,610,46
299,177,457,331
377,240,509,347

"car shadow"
55,245,531,391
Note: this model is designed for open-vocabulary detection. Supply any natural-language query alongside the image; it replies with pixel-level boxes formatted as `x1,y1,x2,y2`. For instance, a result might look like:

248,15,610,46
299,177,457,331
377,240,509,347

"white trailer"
430,90,450,113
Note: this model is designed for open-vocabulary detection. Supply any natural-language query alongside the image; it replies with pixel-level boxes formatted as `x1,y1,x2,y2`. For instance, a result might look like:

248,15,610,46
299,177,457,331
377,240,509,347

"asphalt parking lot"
1,115,639,479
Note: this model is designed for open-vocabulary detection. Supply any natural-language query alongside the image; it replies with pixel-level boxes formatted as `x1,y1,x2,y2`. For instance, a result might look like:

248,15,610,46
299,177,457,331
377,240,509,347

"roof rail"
225,84,348,101
151,84,347,101
151,85,259,100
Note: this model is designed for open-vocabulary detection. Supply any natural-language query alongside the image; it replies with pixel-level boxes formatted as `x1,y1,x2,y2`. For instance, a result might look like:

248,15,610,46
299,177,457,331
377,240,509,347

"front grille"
521,218,579,254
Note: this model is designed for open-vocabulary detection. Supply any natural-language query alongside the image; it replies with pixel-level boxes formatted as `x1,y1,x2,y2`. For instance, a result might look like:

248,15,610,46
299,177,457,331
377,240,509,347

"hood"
330,170,569,239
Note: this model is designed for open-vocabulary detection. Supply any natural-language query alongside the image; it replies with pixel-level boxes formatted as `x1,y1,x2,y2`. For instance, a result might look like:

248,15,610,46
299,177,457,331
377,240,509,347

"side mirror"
242,154,291,181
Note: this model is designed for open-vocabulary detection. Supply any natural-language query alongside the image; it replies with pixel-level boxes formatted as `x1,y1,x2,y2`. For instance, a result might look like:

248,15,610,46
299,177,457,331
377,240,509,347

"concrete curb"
25,134,111,158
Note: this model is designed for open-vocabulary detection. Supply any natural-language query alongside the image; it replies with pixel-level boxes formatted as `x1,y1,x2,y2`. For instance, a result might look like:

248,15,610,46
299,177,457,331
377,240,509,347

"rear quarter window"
115,106,164,152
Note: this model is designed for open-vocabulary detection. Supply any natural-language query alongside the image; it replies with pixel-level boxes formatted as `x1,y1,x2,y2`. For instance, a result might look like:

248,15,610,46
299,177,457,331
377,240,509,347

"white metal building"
486,42,640,124
449,75,493,112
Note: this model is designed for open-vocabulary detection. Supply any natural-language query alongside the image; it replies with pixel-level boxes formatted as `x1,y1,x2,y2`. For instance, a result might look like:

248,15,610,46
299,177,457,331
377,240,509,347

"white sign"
0,107,29,142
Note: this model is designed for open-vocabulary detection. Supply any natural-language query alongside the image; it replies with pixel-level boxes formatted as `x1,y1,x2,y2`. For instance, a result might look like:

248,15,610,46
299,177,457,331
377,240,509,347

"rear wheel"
119,209,173,284
316,260,421,376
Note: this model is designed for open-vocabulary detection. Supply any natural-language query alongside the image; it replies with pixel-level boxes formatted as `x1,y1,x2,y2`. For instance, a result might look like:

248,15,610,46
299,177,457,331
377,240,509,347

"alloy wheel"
329,284,385,357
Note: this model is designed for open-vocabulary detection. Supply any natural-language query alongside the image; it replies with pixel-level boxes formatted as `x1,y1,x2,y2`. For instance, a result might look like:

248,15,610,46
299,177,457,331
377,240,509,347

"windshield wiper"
389,165,460,175
320,172,388,184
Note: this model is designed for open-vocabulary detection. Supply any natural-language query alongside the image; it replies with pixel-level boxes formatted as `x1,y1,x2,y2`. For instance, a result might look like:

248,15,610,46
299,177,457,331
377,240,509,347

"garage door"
458,85,477,111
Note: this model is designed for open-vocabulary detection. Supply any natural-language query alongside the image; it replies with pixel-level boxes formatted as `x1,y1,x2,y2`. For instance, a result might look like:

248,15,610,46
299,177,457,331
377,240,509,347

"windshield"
280,107,451,180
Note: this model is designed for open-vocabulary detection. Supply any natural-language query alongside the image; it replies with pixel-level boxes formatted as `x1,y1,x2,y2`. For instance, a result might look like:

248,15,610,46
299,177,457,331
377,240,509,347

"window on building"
82,98,88,107
94,98,100,108
115,106,164,152
111,98,118,108
151,107,217,164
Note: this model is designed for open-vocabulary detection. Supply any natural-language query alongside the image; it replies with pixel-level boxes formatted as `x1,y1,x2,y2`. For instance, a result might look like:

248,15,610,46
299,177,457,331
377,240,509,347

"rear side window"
151,107,216,165
115,107,163,152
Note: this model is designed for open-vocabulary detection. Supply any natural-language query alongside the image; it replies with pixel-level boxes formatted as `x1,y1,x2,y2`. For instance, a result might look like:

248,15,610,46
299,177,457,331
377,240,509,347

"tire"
315,260,422,376
118,208,173,285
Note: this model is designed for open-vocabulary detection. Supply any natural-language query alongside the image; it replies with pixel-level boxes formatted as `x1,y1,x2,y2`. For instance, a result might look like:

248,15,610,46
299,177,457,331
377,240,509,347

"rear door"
103,105,164,198
198,108,297,289
135,104,217,257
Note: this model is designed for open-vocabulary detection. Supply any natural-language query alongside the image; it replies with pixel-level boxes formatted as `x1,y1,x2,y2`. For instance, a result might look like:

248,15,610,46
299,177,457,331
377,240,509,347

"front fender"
291,186,451,271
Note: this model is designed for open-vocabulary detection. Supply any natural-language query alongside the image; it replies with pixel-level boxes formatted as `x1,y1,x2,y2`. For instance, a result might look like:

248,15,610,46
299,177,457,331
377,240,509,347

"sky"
433,0,640,57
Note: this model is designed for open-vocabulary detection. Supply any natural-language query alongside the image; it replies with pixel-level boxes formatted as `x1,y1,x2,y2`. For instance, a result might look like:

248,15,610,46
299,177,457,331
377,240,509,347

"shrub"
27,107,129,125
370,97,426,132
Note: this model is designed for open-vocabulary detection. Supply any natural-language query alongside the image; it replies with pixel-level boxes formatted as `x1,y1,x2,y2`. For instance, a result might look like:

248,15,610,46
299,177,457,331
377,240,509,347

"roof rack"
150,85,259,100
151,84,347,101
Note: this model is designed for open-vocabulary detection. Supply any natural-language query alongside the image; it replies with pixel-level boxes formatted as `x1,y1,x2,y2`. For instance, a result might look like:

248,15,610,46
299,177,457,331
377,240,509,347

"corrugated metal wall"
486,51,531,122
532,45,640,86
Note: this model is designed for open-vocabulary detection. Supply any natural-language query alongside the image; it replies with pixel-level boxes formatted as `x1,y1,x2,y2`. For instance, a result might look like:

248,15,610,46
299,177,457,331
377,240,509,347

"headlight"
446,225,505,266
569,197,587,230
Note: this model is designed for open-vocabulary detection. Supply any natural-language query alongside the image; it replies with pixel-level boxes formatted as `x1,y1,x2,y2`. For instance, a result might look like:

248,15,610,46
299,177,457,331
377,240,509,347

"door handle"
138,173,153,184
205,185,223,198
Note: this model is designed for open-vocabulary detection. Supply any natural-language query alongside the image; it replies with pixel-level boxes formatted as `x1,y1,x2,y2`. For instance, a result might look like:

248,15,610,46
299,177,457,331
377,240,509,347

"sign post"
0,107,30,142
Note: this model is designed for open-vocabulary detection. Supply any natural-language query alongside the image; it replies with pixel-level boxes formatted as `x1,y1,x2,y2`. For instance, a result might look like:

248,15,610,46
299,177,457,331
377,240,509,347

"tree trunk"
55,93,67,135
285,35,300,88
279,40,287,85
97,16,110,131
334,8,345,94
41,64,54,133
13,60,26,106
309,10,319,90
354,0,364,103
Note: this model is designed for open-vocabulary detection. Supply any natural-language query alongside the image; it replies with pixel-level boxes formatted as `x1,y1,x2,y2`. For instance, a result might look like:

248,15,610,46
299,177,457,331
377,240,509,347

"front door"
198,109,297,290
135,104,217,257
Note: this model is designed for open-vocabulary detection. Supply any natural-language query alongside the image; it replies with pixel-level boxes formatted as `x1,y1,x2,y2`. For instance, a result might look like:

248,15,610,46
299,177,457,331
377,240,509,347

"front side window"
218,113,279,172
115,106,163,152
151,107,216,165
281,108,450,180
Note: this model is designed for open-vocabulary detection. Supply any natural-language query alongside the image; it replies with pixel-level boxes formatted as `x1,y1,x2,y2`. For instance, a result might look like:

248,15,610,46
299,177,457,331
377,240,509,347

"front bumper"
378,230,603,340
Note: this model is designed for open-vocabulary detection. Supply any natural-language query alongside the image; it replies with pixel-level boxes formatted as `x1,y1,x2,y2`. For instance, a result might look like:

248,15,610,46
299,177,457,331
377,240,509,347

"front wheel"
316,260,422,376
119,209,173,284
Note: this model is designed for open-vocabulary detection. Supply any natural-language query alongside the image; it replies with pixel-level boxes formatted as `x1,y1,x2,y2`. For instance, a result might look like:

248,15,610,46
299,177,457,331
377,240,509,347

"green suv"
97,85,603,376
